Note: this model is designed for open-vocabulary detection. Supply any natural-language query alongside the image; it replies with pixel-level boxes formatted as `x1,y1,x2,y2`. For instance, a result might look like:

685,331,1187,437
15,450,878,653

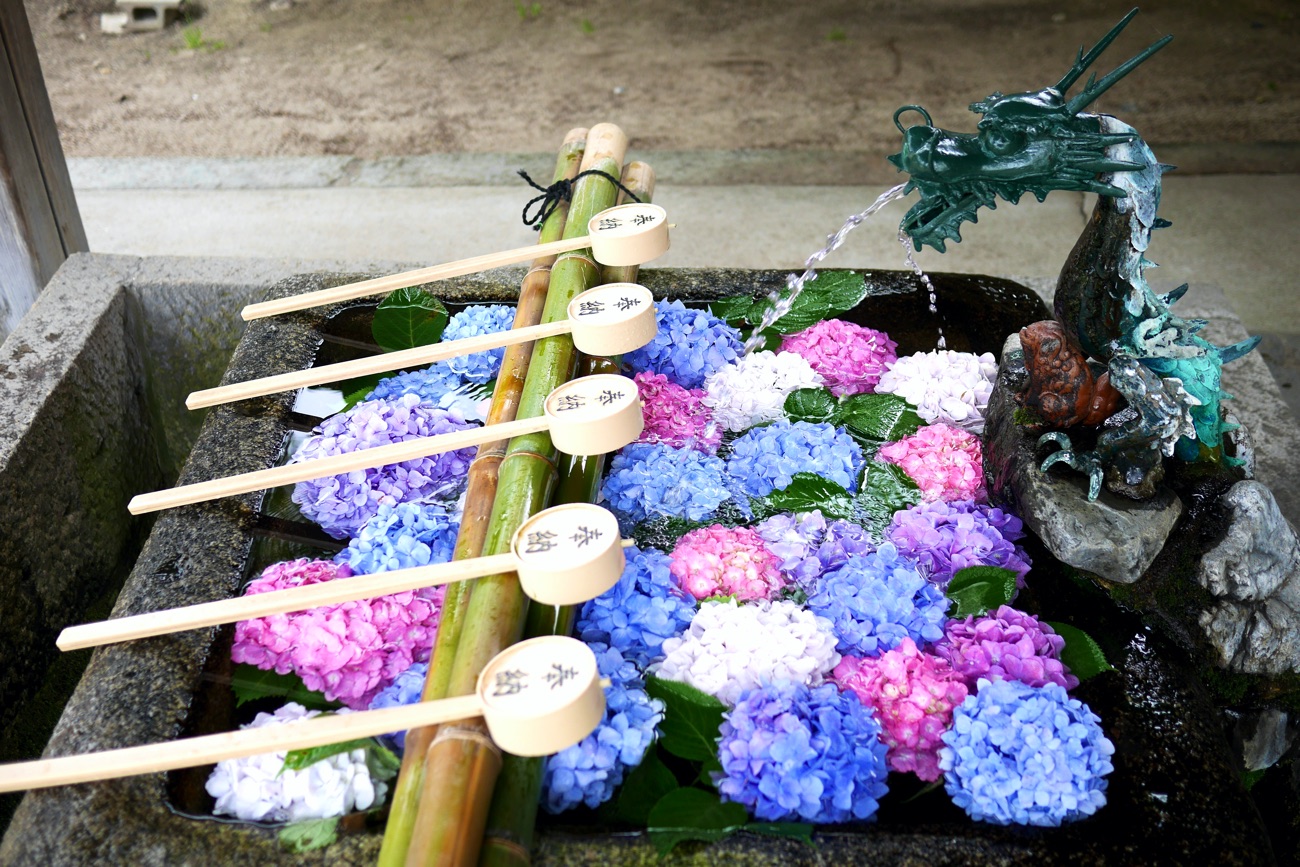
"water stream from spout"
898,226,947,350
742,182,908,354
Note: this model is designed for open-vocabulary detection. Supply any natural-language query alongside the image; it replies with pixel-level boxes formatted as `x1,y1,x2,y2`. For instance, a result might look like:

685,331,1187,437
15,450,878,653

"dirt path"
26,0,1300,161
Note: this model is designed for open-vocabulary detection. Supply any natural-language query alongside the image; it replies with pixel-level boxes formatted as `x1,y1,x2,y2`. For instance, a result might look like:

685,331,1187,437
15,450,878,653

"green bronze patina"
889,8,1259,500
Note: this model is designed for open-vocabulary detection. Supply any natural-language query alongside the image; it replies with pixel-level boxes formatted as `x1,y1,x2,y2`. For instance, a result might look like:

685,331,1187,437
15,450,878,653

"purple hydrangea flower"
600,442,732,530
754,511,829,586
716,681,889,823
441,304,516,382
577,546,698,667
935,605,1078,691
367,661,428,752
940,679,1114,826
334,501,462,576
725,420,865,499
805,542,948,657
623,300,743,389
291,395,478,539
886,500,1032,588
542,644,664,813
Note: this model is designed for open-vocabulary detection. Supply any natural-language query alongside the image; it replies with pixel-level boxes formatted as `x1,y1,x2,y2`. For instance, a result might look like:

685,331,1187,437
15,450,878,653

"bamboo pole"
405,123,630,867
477,161,655,867
376,128,588,867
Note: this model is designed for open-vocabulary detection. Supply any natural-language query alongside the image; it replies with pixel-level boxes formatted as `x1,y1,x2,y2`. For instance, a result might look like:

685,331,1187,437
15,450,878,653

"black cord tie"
517,169,642,231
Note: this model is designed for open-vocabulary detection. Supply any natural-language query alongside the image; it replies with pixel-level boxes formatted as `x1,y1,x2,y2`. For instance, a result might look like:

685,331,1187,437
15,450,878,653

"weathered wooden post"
0,0,86,340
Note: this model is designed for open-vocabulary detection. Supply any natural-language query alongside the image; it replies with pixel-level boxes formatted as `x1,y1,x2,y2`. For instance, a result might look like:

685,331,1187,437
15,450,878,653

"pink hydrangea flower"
634,371,722,454
232,558,442,709
832,638,968,781
934,605,1079,691
781,319,898,397
669,525,786,602
877,423,987,503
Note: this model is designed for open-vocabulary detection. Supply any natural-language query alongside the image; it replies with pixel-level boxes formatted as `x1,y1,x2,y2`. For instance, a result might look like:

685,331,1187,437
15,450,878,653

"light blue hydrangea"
366,363,486,422
805,542,948,657
442,305,516,382
725,420,865,500
367,661,428,752
577,546,698,667
940,678,1115,826
334,501,462,576
716,681,889,823
542,644,664,813
600,442,732,531
622,300,743,390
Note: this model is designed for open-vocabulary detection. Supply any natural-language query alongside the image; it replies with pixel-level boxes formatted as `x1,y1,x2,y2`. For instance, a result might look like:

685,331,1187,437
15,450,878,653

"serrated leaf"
746,822,816,847
229,664,339,711
854,461,922,539
835,393,925,445
749,473,857,522
767,270,869,335
372,288,448,351
282,737,370,773
818,269,872,312
709,294,758,326
647,788,748,856
609,749,680,825
645,676,726,766
783,388,838,424
279,817,338,853
947,566,1019,618
1045,621,1116,681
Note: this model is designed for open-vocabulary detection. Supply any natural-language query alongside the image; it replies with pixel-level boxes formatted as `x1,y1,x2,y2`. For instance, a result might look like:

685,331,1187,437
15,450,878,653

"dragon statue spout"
889,8,1259,501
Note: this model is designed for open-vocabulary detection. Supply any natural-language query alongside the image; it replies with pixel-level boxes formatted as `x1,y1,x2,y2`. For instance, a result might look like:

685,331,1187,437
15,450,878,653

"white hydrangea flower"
653,599,841,706
702,351,824,432
875,350,998,433
205,703,391,823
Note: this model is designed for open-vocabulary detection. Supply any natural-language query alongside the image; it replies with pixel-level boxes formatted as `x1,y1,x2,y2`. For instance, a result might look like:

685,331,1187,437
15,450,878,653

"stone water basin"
0,268,1277,865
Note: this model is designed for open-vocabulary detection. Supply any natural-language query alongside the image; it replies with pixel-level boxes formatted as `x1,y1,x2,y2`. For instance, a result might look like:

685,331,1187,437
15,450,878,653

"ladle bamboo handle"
56,552,519,651
0,695,484,793
127,415,550,515
240,235,598,321
187,320,572,410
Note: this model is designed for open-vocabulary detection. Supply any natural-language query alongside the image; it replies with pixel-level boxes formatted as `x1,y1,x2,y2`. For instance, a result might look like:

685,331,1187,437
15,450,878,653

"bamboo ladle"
0,636,606,793
59,504,626,651
128,373,643,515
187,283,656,410
239,203,670,321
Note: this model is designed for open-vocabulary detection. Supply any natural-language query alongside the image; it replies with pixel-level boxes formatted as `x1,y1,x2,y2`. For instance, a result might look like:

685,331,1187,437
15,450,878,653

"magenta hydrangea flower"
877,423,988,504
832,638,968,781
232,558,442,709
291,395,478,539
670,525,786,601
780,319,898,397
886,500,1032,588
633,371,722,454
934,605,1079,691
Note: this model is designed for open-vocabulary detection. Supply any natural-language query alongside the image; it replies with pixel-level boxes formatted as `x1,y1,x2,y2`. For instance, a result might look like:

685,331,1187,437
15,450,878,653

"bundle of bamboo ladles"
1,123,653,866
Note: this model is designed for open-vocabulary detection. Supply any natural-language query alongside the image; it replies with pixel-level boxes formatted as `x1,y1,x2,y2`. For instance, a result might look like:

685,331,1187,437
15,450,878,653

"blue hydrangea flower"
816,519,876,575
291,395,478,539
542,644,664,813
716,681,889,823
367,661,428,752
622,300,743,390
725,420,865,499
600,442,732,531
805,542,948,656
441,305,516,382
753,512,876,588
335,501,461,575
366,363,486,422
940,679,1115,827
577,546,698,667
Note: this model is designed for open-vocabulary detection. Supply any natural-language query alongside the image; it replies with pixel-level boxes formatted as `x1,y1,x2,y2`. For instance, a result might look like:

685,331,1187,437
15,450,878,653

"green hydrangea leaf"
854,461,922,539
647,788,748,856
835,393,925,446
229,664,340,711
749,473,857,522
783,387,839,424
278,817,338,853
947,566,1019,618
371,287,448,351
709,294,758,327
339,372,386,411
766,271,869,335
1045,621,1117,682
645,676,726,767
281,737,399,777
606,748,681,825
